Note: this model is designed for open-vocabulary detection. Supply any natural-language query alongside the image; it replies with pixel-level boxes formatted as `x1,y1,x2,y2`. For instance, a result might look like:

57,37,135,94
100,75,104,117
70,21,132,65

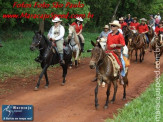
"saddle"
106,53,120,77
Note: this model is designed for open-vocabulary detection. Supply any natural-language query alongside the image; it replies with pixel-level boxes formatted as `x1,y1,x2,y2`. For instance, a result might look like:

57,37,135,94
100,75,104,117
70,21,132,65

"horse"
122,26,130,45
147,25,154,52
68,25,82,68
89,41,128,109
151,32,163,64
131,34,146,62
30,31,72,90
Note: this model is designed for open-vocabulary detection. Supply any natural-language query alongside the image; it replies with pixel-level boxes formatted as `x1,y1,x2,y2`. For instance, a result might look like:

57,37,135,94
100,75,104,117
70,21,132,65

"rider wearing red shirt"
119,17,127,30
106,20,126,84
155,22,163,35
137,18,149,44
129,17,139,30
71,17,85,52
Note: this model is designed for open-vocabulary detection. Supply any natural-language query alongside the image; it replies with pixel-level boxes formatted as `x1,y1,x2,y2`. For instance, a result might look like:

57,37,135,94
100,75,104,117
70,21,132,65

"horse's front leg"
95,84,99,109
139,49,142,62
135,50,137,62
61,64,68,86
75,48,80,67
34,64,48,91
44,69,49,89
104,82,111,109
111,80,118,103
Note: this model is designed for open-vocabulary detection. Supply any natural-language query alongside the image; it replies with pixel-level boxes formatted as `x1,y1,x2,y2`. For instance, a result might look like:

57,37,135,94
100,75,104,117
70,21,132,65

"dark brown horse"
89,41,128,109
147,25,154,52
151,32,163,64
128,33,146,62
30,31,72,90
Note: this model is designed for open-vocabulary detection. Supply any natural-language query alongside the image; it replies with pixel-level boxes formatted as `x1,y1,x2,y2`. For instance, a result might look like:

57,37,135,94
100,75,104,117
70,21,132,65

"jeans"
145,34,149,44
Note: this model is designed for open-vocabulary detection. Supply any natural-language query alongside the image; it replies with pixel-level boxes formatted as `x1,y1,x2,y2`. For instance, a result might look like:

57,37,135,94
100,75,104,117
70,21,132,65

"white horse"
68,25,81,68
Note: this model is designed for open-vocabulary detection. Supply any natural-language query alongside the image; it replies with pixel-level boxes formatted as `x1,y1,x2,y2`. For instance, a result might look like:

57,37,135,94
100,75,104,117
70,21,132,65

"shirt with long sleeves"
47,25,65,41
155,26,163,35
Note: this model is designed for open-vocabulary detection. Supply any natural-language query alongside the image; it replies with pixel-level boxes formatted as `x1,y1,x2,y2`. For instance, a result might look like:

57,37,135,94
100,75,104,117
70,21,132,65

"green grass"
106,74,163,122
0,31,99,80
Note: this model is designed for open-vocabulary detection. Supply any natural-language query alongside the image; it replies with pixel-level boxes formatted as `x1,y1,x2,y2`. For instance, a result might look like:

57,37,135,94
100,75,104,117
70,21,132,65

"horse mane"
69,25,80,47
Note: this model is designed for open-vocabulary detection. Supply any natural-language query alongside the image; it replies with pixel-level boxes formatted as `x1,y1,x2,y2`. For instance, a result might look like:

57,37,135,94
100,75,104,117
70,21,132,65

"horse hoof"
104,105,108,109
44,86,48,89
95,105,99,110
110,100,114,104
34,87,39,91
123,98,126,100
61,83,65,86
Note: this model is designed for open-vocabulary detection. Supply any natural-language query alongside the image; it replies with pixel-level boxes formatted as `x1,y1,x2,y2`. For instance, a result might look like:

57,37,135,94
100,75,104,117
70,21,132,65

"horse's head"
89,41,103,69
68,25,75,39
158,32,163,44
122,26,129,37
30,31,43,51
127,31,134,46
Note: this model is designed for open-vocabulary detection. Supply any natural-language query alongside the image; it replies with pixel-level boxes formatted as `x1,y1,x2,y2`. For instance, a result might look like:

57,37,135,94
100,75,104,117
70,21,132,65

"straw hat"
128,14,131,16
103,25,109,29
119,17,124,21
109,20,121,28
140,18,147,21
52,17,62,22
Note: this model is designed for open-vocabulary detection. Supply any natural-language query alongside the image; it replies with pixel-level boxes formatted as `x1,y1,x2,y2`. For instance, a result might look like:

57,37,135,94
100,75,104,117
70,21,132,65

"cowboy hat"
76,17,81,21
52,17,62,22
119,17,124,21
133,17,137,20
79,17,83,22
128,14,131,16
103,25,109,29
109,20,121,28
140,18,147,21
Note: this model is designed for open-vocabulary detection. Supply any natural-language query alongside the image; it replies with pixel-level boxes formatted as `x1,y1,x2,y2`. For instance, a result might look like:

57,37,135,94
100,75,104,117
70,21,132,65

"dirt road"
0,51,163,122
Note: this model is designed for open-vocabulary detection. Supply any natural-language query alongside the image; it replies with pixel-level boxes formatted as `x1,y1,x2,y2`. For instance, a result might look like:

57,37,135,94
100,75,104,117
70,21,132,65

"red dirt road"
0,51,163,122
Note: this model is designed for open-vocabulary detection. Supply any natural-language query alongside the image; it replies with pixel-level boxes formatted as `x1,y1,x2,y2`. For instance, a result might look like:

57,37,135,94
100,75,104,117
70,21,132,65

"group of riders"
34,13,162,85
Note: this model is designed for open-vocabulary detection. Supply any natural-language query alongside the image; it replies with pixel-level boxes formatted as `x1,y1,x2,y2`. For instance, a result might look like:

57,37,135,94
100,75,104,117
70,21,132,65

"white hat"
103,25,109,29
76,17,81,21
119,17,124,21
52,17,62,22
109,20,121,28
79,17,83,22
140,18,147,21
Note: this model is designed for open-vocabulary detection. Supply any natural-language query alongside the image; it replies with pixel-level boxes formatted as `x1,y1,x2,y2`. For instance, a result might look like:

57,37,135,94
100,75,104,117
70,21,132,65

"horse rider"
151,21,163,44
106,20,126,85
125,14,133,25
119,17,127,30
99,25,111,39
155,16,160,27
148,15,155,31
155,21,163,35
71,17,85,52
129,17,139,33
47,17,65,65
137,18,149,44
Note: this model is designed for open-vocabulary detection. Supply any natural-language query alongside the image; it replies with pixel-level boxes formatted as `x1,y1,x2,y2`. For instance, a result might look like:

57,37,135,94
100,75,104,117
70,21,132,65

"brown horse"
129,33,146,62
89,41,128,109
151,32,163,64
147,25,154,52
